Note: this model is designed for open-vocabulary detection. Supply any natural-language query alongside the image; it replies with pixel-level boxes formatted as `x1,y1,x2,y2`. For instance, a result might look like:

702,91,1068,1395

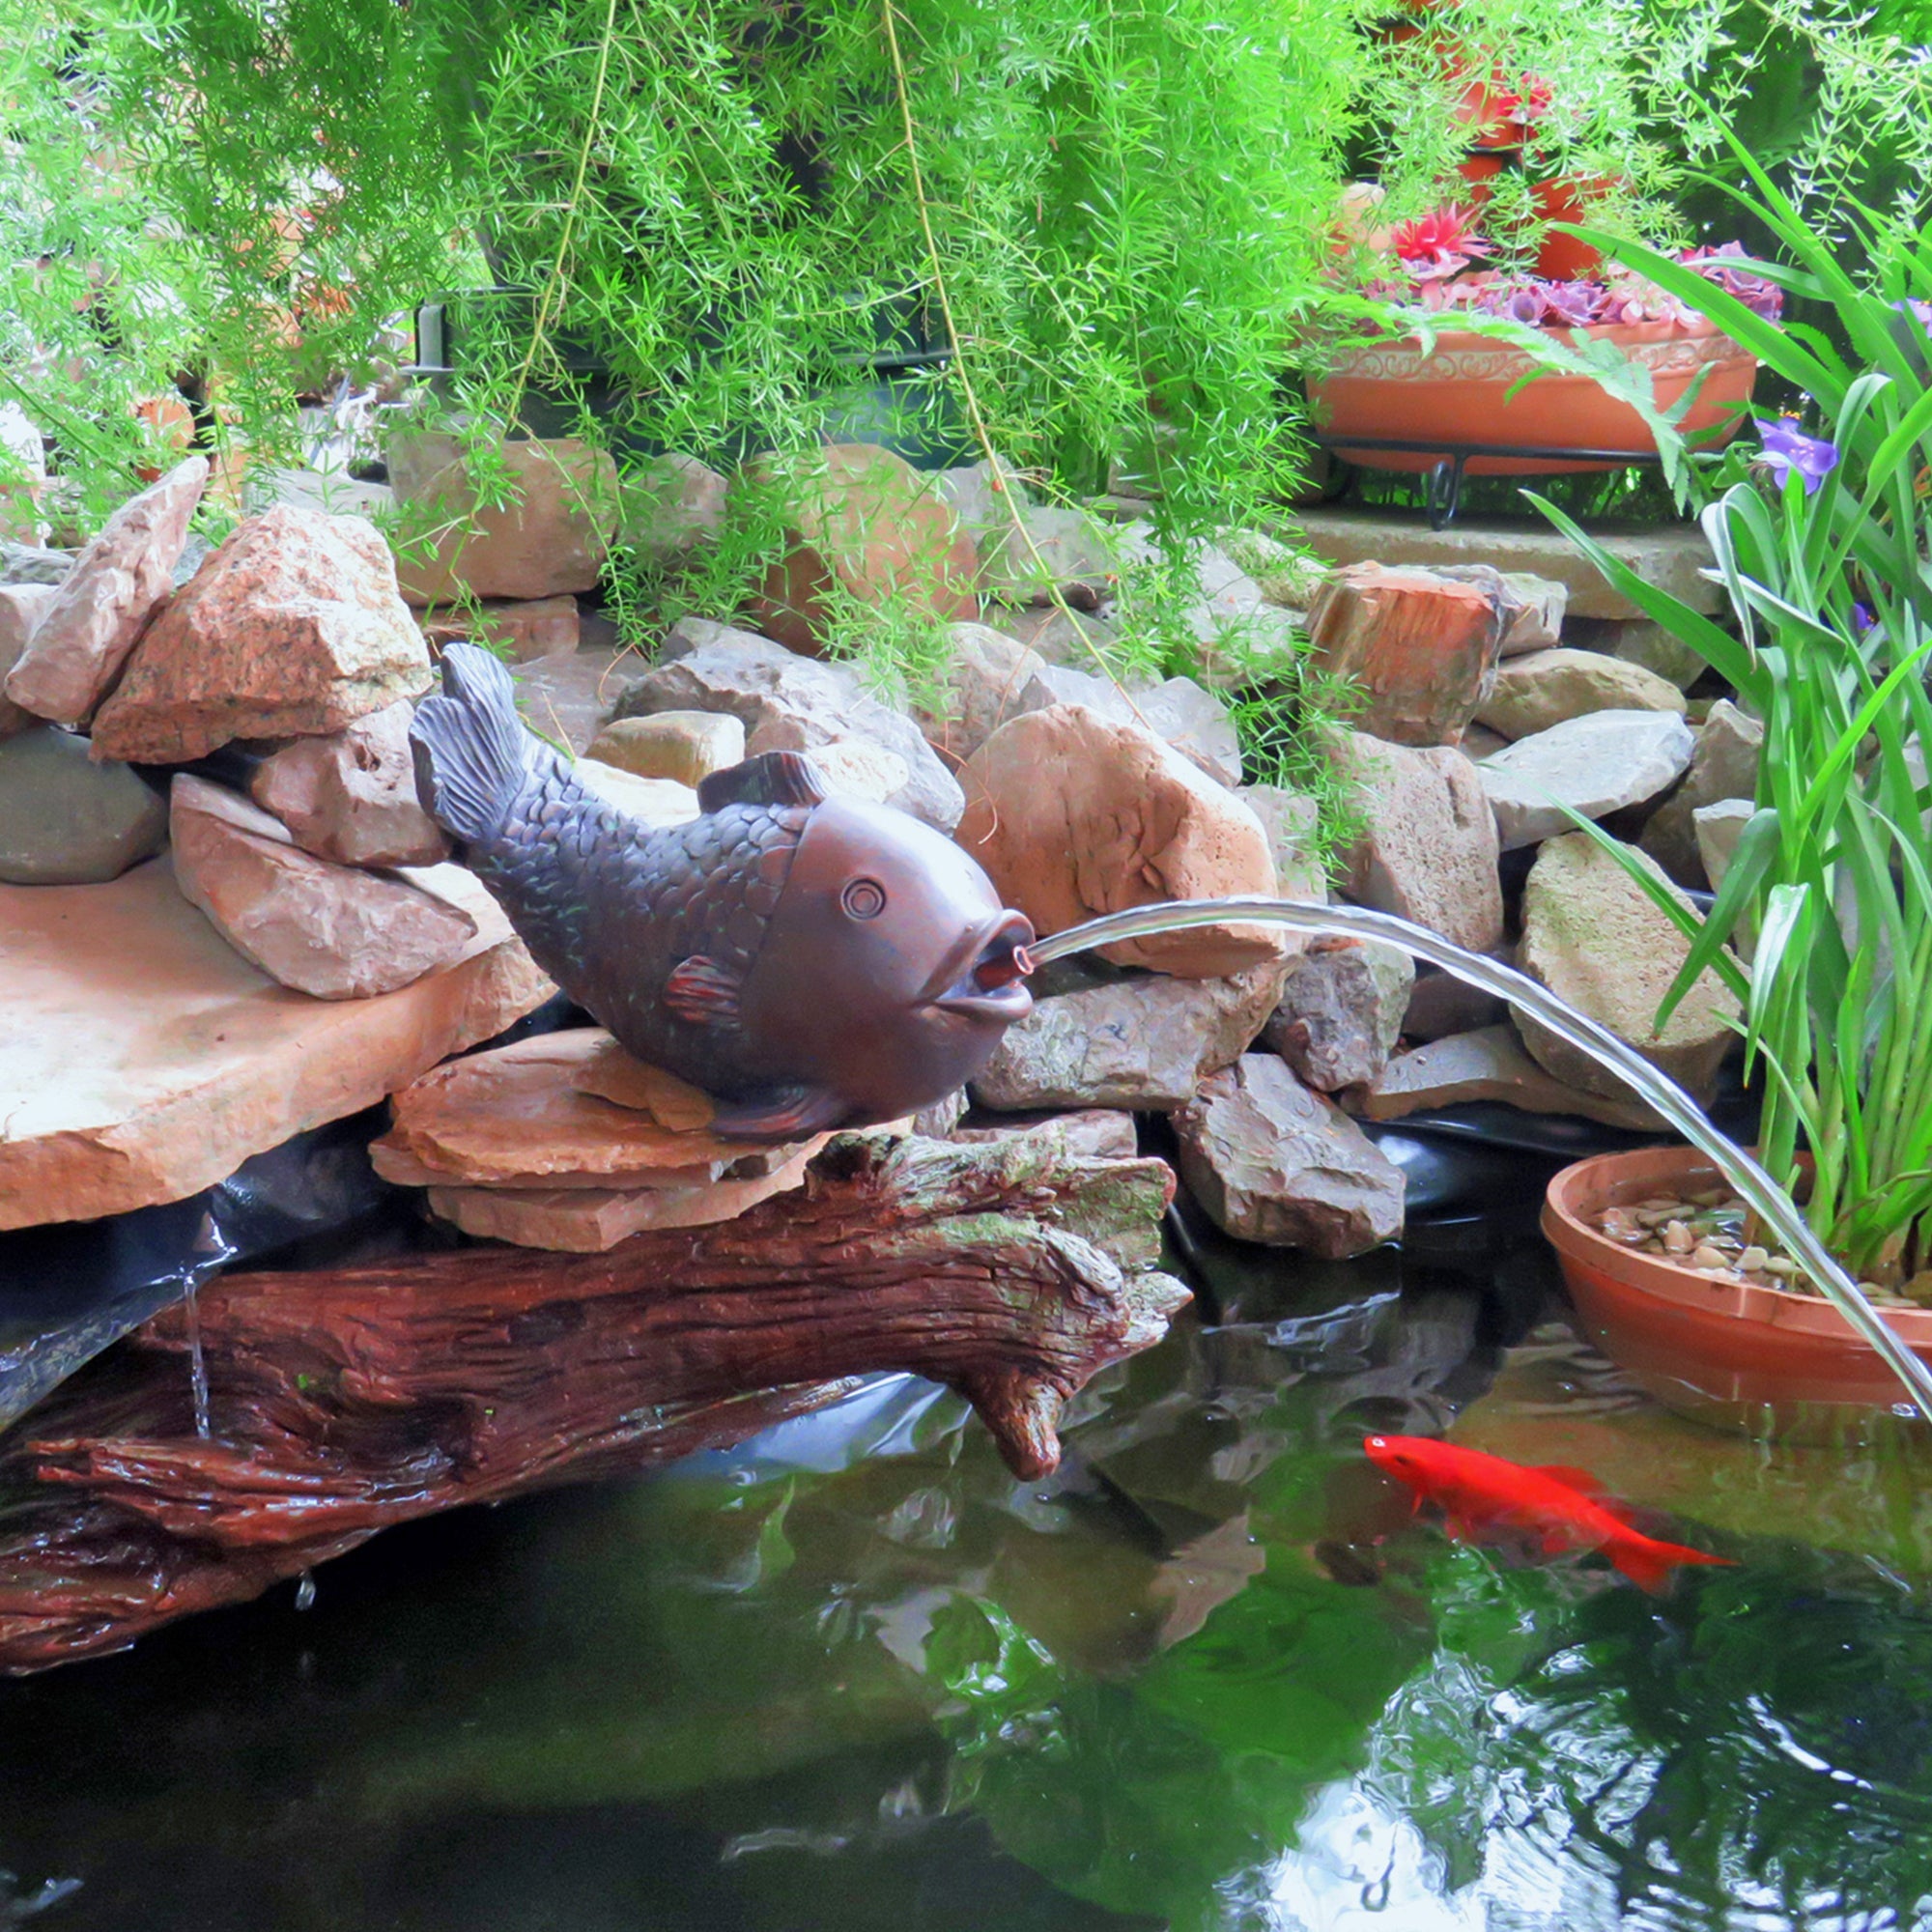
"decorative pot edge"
1542,1146,1932,1346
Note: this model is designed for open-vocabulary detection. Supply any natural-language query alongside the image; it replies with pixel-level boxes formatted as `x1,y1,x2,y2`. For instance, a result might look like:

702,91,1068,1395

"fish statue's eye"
841,877,888,920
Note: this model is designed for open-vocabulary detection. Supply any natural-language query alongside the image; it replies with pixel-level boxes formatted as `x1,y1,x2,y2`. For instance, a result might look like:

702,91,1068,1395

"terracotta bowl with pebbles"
1543,1147,1932,1438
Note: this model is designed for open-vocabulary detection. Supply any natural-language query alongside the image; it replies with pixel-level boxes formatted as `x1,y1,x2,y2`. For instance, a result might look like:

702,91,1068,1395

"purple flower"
1756,417,1839,494
1893,298,1932,339
1853,601,1879,636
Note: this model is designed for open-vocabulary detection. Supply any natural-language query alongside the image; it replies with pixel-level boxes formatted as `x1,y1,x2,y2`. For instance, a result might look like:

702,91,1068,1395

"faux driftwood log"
0,1132,1184,1671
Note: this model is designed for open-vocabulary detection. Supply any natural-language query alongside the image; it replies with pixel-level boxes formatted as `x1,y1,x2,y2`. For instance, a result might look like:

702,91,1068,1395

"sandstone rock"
970,957,1288,1110
1434,565,1567,654
957,703,1282,979
1292,508,1721,622
584,710,746,787
619,452,726,563
393,436,620,603
371,1029,828,1189
1172,1054,1405,1257
1223,527,1328,611
612,617,962,830
0,582,60,737
1460,722,1509,760
90,506,432,764
1474,646,1685,742
744,443,980,654
424,1144,817,1253
910,622,1046,769
1238,783,1327,913
2,456,207,727
1565,614,1707,691
1263,937,1414,1092
0,725,166,883
1115,525,1305,685
807,737,910,804
572,760,701,828
247,701,450,868
0,859,551,1229
170,776,480,1000
1401,967,1507,1042
935,465,1116,604
1693,797,1755,892
1348,1023,1665,1131
1017,664,1243,785
418,594,580,663
1306,562,1502,747
508,644,637,754
952,1109,1141,1159
1638,698,1765,886
1515,831,1741,1103
994,603,1121,669
1479,710,1695,851
1326,729,1503,952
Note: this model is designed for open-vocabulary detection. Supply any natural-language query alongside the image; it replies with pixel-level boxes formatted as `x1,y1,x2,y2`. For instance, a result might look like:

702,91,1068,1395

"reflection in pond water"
0,1188,1929,1930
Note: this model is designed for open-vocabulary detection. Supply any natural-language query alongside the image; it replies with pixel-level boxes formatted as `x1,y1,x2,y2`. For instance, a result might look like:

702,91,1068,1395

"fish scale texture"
468,742,807,1094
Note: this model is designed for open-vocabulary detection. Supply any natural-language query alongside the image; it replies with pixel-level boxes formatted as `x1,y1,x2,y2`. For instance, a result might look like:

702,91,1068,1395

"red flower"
1391,204,1492,281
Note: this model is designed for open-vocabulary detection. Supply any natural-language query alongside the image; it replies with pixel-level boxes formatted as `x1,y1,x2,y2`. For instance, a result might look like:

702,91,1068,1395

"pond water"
2,1177,1931,1932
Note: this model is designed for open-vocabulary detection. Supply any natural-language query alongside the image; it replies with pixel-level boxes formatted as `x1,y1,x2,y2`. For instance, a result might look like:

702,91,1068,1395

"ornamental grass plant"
1540,141,1932,1290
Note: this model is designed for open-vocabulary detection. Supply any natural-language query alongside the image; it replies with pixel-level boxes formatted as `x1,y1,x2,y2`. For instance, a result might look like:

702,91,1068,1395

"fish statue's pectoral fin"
709,1084,853,1144
662,955,746,1029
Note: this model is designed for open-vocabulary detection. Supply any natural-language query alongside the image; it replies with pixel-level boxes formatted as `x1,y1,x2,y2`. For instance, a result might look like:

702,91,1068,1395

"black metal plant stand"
1312,434,1665,530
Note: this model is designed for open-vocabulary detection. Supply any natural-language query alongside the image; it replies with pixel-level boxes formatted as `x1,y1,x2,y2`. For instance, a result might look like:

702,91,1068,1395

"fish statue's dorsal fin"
697,751,829,814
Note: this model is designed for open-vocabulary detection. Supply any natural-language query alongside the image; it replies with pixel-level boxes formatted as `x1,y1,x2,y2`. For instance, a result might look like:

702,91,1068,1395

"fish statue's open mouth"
923,912,1037,1020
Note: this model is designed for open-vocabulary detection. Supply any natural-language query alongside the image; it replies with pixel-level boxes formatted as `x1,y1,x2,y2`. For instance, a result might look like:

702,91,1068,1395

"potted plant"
1308,207,1773,477
1534,147,1932,1434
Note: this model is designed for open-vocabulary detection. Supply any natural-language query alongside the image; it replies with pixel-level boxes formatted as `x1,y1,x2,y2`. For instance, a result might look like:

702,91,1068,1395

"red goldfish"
1363,1435,1735,1594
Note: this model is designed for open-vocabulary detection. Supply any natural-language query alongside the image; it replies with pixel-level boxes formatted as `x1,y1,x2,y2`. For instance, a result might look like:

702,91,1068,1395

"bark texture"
0,1132,1183,1672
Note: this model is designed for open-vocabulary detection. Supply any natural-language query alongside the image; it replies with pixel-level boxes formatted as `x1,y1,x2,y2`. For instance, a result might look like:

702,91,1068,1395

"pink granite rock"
2,456,206,727
247,700,450,867
90,506,430,763
169,775,478,1000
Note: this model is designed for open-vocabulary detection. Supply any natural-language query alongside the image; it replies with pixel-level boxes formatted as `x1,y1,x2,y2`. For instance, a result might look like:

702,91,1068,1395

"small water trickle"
1028,896,1932,1423
182,1282,212,1443
293,1571,317,1612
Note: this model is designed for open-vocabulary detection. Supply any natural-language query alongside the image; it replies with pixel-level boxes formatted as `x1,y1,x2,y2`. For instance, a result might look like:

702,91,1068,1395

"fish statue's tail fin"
410,640,532,847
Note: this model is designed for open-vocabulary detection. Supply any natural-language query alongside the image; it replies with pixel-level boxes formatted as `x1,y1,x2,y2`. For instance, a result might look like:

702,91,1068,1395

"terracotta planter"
1308,318,1757,475
1530,176,1617,282
1543,1147,1932,1438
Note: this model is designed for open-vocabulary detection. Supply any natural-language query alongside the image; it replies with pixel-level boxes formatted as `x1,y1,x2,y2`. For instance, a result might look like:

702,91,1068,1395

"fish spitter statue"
410,642,1036,1141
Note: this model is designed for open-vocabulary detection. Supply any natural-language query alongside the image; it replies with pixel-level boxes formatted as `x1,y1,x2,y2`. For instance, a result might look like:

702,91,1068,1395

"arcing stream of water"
1029,896,1932,1423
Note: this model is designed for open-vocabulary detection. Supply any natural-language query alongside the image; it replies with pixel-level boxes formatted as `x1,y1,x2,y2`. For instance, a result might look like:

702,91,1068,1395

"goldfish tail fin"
411,641,532,847
1612,1532,1736,1596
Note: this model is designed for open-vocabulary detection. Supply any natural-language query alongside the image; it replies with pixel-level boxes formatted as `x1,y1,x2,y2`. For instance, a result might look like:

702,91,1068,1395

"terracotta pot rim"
1324,316,1739,362
1543,1147,1932,1344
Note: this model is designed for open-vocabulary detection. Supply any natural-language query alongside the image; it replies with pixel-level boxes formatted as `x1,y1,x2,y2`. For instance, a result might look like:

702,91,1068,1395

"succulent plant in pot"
1308,204,1776,481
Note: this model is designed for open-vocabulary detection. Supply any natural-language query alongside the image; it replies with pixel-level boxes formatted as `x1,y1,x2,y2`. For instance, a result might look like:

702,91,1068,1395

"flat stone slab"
1291,509,1720,622
0,859,552,1230
369,1029,832,1190
1348,1023,1665,1131
1479,709,1694,850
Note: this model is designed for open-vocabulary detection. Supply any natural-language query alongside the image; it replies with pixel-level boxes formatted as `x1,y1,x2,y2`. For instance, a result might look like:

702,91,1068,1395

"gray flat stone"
1291,509,1720,621
1639,698,1764,886
1172,1053,1405,1257
1479,710,1694,850
970,958,1287,1111
0,725,166,884
1348,1023,1665,1131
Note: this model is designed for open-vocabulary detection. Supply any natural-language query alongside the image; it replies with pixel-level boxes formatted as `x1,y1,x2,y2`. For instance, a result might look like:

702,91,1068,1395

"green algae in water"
1,1228,1931,1931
